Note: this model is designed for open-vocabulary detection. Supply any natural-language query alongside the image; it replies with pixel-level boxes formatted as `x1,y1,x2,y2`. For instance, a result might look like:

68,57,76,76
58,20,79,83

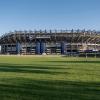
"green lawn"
0,56,100,100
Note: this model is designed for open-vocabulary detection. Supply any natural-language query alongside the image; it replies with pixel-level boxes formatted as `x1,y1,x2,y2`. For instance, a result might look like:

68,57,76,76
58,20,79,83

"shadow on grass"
0,78,100,100
0,63,69,75
46,60,100,64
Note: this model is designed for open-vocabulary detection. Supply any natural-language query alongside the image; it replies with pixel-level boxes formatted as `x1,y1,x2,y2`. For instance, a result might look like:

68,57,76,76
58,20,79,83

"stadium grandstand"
0,29,100,56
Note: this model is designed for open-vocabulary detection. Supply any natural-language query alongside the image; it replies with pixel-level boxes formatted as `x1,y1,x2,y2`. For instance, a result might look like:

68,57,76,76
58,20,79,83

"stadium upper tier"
0,30,100,44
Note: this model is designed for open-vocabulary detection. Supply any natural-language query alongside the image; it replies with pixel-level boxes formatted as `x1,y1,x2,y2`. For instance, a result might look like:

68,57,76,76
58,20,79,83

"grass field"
0,55,100,100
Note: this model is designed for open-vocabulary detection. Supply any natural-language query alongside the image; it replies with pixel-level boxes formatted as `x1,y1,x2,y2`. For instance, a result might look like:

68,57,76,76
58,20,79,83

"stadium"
0,29,100,56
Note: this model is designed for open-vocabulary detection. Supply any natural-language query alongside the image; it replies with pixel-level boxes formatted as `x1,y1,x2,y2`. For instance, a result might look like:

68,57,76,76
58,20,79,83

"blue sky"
0,0,100,35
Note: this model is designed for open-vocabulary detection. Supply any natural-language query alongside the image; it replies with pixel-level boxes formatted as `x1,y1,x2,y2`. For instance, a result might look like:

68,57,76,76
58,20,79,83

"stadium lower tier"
1,42,100,55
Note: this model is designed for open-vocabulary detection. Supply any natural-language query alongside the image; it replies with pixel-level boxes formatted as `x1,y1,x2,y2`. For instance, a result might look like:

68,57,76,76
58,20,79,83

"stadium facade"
0,29,100,55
